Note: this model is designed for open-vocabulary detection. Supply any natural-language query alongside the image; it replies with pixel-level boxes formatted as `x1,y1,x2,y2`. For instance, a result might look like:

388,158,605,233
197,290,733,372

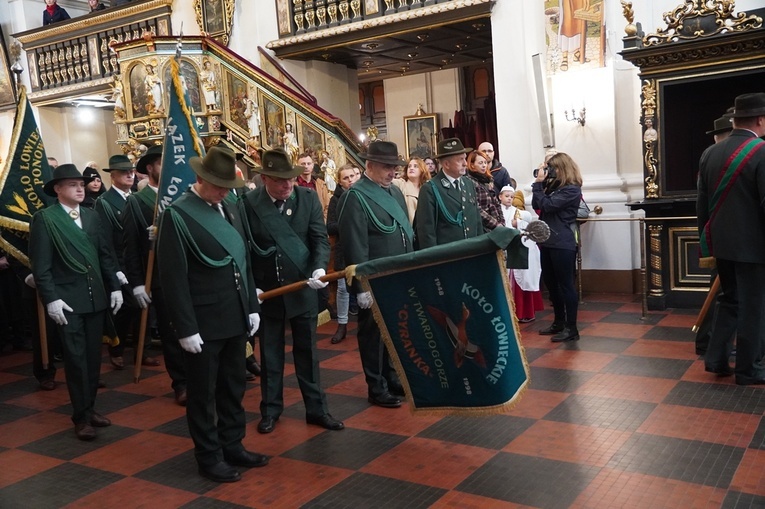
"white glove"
256,288,264,304
179,333,204,353
132,285,152,309
147,225,157,241
47,299,73,325
357,291,373,309
307,268,328,290
116,271,129,285
25,274,36,288
110,291,124,315
249,312,260,336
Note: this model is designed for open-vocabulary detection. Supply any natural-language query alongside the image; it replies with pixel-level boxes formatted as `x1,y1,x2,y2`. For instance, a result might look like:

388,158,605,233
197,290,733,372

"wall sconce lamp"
565,107,586,126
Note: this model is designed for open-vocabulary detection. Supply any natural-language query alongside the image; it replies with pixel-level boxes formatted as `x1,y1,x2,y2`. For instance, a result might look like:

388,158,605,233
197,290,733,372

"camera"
533,166,556,179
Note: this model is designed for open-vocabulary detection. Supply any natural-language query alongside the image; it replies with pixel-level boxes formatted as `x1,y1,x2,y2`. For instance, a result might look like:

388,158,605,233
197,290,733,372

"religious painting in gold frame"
0,27,16,110
193,0,235,45
404,114,438,159
259,91,286,150
297,117,325,160
223,71,249,134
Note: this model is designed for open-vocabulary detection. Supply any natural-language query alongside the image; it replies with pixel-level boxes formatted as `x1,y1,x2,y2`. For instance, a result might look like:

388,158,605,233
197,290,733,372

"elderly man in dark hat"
156,146,267,483
29,164,123,440
122,145,187,405
338,141,412,408
239,149,342,434
414,138,483,249
698,92,765,385
95,154,160,370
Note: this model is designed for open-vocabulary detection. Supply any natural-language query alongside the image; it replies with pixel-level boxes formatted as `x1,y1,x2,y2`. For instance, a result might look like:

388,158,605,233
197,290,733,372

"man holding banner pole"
338,141,412,408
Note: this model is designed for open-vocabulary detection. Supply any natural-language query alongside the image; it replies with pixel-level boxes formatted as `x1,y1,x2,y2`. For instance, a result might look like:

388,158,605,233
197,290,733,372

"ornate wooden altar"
620,0,764,309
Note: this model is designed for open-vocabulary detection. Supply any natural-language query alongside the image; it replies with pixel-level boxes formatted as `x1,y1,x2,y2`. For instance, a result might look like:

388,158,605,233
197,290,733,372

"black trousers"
59,310,106,424
152,287,186,391
706,259,765,381
184,335,247,467
356,308,399,397
259,312,327,419
108,289,140,359
540,247,578,326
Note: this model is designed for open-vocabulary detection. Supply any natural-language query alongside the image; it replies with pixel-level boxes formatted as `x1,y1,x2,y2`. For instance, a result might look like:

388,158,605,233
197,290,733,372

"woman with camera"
531,152,583,342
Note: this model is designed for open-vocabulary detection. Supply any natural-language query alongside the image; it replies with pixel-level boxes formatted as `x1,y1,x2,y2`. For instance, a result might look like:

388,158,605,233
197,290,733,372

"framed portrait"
259,91,286,149
298,117,325,160
0,30,15,110
193,0,235,45
404,114,438,159
224,71,249,133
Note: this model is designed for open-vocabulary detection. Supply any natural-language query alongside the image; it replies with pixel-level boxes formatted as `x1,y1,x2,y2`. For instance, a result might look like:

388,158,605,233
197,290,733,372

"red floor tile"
505,420,632,467
623,339,698,360
505,389,570,420
575,373,677,404
0,449,65,488
361,436,497,489
61,476,198,509
656,313,698,328
730,448,765,497
580,322,655,339
637,403,760,448
106,396,187,430
344,404,439,436
431,490,533,508
0,410,72,448
682,360,737,385
531,349,618,372
241,417,326,457
7,385,74,411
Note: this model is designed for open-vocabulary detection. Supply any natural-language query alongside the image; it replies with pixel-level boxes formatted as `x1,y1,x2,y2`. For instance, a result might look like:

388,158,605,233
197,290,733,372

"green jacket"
239,186,330,319
94,187,128,269
414,170,483,249
122,186,156,289
29,203,121,313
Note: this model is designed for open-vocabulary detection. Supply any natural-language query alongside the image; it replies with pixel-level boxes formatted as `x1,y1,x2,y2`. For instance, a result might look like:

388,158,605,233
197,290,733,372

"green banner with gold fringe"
351,228,530,416
0,87,53,267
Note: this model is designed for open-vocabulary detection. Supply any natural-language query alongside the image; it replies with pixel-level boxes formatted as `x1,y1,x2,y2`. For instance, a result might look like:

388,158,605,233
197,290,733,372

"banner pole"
258,269,346,301
36,293,49,369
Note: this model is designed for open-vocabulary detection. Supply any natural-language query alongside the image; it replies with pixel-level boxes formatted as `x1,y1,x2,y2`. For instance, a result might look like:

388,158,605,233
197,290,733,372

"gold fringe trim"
169,58,205,159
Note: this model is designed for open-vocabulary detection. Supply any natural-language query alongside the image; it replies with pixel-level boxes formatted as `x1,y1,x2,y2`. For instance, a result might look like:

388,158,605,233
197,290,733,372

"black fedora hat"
136,145,163,174
82,167,100,179
44,163,93,197
255,149,303,179
103,154,134,172
189,146,245,189
435,138,472,159
723,93,765,118
359,141,407,166
706,115,733,135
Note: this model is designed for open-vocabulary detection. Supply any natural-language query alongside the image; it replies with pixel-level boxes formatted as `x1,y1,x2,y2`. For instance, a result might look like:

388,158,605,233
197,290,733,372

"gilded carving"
305,9,316,29
192,0,236,46
339,1,349,21
316,6,327,27
327,3,338,24
294,13,305,32
351,0,360,18
644,0,762,47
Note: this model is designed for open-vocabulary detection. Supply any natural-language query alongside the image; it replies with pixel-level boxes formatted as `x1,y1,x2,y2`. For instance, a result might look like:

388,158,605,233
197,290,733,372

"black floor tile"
0,378,44,402
99,363,165,387
748,416,765,450
152,415,191,438
607,433,744,488
52,390,153,417
0,462,123,509
664,381,765,414
417,414,535,450
284,368,359,391
576,301,625,312
600,311,666,325
641,325,697,342
134,451,220,495
302,472,446,509
602,355,693,379
282,392,370,422
282,428,406,470
2,361,36,376
523,347,548,363
544,394,656,431
181,499,251,509
456,452,600,509
0,402,39,425
575,336,635,354
721,490,765,509
529,366,595,392
20,424,140,461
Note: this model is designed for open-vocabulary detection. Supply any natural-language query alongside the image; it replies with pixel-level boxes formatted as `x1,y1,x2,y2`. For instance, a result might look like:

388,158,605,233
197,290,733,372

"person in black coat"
43,0,70,25
531,152,583,343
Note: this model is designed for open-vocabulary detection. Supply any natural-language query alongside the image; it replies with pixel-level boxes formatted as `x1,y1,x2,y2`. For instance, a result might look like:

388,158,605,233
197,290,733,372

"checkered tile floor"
1,294,765,508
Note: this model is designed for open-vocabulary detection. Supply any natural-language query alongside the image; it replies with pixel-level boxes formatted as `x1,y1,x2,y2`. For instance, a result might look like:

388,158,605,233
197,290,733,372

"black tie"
274,199,285,212
453,180,460,191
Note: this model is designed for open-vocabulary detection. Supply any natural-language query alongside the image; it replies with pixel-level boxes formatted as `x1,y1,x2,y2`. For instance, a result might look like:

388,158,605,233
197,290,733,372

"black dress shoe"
90,412,111,427
368,392,402,408
224,450,269,468
551,327,579,342
198,461,241,483
246,356,261,376
539,322,565,335
330,324,347,344
257,415,278,434
705,365,734,377
39,379,56,391
306,413,345,430
75,422,96,441
175,388,187,406
388,383,405,397
736,376,765,386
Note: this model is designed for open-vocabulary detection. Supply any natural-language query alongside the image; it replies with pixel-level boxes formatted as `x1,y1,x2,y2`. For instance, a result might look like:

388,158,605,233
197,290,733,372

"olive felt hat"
723,93,765,118
189,146,245,189
705,115,733,136
434,138,472,159
43,163,93,197
358,141,407,166
103,154,134,172
255,149,303,179
136,145,163,174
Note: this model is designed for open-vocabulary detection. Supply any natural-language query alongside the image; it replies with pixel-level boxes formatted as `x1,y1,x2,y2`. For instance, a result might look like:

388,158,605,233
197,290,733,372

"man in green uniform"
338,141,412,408
240,149,343,434
414,138,483,249
122,145,187,404
30,164,124,440
156,146,267,483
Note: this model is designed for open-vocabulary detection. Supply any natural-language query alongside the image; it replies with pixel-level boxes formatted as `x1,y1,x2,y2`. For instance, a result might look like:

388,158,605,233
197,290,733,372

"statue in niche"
283,122,298,154
200,59,219,111
111,78,126,120
244,95,261,138
643,117,657,143
320,149,337,192
144,62,163,114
